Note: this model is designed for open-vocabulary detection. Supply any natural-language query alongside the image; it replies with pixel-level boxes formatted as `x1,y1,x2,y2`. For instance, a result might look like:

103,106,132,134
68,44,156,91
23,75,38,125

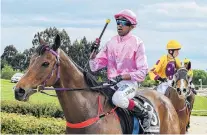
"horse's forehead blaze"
176,79,188,88
176,80,181,87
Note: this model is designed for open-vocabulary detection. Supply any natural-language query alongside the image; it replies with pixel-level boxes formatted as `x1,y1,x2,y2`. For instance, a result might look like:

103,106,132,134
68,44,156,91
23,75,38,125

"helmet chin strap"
168,50,175,58
168,49,177,69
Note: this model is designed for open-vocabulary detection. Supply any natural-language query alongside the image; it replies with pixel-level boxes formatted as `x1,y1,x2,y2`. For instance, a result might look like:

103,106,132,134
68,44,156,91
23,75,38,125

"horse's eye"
42,62,50,67
175,74,179,79
177,88,181,95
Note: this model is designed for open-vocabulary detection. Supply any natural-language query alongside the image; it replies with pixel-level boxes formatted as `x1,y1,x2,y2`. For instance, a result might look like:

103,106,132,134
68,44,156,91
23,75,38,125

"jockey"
183,58,197,95
149,40,182,94
89,9,152,129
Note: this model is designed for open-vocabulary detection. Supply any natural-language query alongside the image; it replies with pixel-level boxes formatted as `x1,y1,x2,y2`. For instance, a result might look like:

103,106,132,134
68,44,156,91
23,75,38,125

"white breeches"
156,80,173,94
112,81,139,108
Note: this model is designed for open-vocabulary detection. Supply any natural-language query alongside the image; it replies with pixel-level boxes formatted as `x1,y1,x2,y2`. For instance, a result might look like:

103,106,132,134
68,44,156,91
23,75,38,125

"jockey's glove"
157,77,167,82
109,75,123,84
90,38,100,53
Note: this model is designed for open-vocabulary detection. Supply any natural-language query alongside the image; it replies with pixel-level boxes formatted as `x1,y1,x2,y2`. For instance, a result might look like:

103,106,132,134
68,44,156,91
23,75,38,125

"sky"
1,0,207,70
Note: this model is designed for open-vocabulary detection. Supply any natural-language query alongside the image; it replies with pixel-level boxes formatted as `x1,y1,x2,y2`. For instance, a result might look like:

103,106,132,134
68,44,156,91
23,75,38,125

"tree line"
1,27,107,80
1,27,207,86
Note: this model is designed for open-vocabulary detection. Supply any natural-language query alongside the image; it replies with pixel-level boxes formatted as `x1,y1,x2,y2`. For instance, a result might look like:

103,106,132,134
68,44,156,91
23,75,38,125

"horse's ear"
187,62,191,70
52,34,61,51
38,32,47,45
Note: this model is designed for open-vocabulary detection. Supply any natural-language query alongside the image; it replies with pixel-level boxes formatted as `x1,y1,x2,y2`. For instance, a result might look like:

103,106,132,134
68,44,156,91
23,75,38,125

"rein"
36,83,115,97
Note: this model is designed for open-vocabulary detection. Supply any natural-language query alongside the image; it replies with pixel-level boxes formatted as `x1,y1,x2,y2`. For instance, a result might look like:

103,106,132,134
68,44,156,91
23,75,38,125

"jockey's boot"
132,100,153,129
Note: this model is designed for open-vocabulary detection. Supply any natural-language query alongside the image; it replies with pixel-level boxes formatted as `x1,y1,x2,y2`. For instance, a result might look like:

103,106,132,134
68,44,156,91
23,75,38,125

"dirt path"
188,116,207,134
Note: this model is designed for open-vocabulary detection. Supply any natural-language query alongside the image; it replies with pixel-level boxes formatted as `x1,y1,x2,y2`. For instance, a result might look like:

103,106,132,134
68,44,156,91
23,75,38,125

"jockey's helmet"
184,58,190,64
166,40,182,50
114,9,137,25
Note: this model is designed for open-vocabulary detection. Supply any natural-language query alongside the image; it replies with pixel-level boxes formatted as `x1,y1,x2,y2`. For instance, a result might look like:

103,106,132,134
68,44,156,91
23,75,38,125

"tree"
11,53,26,71
1,45,18,66
32,27,71,54
59,29,71,54
193,70,207,85
1,64,17,79
22,48,35,69
1,59,8,70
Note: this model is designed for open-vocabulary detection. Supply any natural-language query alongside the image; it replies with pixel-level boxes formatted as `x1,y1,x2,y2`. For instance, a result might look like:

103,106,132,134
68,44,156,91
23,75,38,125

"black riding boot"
131,100,153,129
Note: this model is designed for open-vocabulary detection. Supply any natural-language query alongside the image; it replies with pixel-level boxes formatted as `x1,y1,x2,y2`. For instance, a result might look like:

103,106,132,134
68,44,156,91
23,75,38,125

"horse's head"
173,68,190,97
14,34,61,101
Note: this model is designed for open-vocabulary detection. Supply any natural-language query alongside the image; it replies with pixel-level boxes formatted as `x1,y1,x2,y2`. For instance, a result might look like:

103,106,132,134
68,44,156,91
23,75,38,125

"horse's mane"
58,49,113,101
59,49,100,87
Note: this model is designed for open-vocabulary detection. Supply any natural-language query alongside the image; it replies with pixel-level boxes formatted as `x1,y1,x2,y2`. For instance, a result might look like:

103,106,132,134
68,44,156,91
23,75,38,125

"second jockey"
149,40,182,94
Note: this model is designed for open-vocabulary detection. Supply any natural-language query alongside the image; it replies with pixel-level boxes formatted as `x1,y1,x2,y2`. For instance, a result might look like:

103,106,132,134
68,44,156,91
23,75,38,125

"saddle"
83,71,160,134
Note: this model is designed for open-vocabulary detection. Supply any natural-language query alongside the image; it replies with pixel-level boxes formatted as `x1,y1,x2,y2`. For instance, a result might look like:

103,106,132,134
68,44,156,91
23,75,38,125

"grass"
193,96,207,110
191,96,207,116
0,79,59,105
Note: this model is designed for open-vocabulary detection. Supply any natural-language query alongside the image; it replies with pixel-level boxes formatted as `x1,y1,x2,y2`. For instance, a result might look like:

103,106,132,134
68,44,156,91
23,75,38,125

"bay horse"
173,68,196,132
165,68,191,134
14,34,180,134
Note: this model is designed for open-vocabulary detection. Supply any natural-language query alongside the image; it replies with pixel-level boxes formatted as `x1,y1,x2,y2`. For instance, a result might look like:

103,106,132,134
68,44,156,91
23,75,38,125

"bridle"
173,68,191,113
40,46,60,88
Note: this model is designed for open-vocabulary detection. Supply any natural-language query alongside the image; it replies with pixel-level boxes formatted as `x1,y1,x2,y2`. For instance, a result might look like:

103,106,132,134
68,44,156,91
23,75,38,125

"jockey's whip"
85,19,110,71
99,19,111,40
92,19,111,53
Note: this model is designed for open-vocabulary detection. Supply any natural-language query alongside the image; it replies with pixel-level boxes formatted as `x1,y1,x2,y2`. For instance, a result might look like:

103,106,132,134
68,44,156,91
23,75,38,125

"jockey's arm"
89,45,108,72
126,42,148,82
175,58,182,69
149,56,165,81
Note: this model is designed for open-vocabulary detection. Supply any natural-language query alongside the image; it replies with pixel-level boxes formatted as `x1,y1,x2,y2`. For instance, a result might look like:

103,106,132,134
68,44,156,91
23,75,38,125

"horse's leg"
186,93,195,131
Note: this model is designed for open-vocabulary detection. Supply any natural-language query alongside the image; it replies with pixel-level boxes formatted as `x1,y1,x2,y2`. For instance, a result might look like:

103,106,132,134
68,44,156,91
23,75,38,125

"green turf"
191,96,207,116
193,96,207,110
1,79,59,105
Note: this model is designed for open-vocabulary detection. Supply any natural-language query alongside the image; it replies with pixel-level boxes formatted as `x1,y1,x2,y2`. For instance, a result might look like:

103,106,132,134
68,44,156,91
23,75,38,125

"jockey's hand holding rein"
157,77,167,82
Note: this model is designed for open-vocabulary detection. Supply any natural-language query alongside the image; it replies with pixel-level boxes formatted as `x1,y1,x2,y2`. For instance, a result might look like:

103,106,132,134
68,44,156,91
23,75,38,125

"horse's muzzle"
14,87,27,101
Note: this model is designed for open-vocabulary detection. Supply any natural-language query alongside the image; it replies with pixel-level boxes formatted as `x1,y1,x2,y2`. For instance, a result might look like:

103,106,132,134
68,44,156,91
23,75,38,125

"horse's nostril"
15,87,25,97
183,89,186,93
19,88,25,94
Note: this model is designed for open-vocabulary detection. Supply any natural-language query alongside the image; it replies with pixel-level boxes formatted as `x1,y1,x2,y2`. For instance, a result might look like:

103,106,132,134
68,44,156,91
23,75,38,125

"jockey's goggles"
116,19,132,26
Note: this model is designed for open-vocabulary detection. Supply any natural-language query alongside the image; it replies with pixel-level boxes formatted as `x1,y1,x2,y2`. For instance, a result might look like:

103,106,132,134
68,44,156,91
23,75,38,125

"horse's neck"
54,50,106,123
168,87,186,110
